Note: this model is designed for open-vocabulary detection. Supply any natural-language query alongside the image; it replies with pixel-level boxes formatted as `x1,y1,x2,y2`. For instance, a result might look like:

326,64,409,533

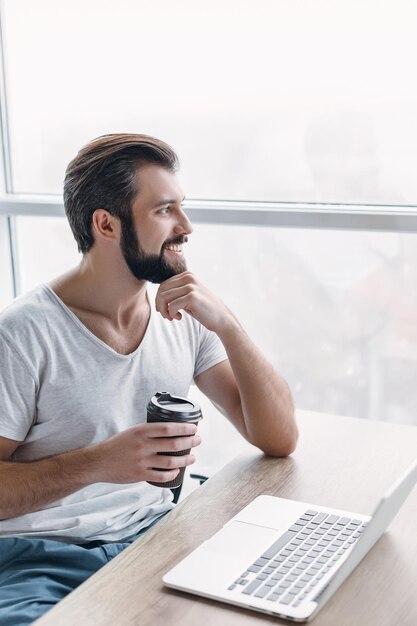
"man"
0,133,297,624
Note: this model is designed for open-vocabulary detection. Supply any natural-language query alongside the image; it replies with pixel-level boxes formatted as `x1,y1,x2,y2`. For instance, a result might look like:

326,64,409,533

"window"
2,0,417,203
1,0,417,472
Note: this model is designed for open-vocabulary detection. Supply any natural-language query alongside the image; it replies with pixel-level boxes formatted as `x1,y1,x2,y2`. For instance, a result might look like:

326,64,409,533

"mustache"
162,235,188,249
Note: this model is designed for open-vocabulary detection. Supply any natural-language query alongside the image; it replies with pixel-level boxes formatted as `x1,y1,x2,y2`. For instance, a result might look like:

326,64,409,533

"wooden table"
35,411,417,626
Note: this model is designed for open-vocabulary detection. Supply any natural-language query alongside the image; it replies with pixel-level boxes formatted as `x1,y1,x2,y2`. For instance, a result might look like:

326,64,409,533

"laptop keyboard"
227,509,367,607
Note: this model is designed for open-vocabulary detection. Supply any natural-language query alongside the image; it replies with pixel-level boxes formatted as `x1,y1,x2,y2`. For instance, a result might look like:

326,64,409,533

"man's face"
119,164,193,284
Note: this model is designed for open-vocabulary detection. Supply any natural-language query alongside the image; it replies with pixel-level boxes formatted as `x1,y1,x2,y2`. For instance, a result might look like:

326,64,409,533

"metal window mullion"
0,214,14,307
0,0,19,297
6,213,20,294
0,1,12,193
2,195,417,233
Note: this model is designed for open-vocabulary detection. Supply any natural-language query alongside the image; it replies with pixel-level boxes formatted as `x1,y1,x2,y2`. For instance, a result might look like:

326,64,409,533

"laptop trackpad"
205,520,280,560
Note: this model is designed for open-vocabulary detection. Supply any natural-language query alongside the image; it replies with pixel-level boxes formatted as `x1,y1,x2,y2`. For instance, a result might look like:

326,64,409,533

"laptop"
163,458,417,622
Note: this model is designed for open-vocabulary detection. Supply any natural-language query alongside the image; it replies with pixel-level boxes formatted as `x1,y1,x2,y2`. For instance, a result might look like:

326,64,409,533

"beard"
119,212,188,283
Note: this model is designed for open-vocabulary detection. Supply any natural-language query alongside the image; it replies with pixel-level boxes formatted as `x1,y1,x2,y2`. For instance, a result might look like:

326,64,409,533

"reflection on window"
186,224,417,425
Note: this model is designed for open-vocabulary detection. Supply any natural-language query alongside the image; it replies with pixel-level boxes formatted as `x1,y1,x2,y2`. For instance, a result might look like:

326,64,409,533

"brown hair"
63,133,179,253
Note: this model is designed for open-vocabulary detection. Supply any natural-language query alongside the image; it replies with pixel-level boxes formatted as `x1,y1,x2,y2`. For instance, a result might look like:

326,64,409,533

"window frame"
0,3,17,300
1,195,417,233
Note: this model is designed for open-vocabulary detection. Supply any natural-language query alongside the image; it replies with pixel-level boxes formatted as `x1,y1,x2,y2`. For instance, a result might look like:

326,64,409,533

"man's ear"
92,209,120,243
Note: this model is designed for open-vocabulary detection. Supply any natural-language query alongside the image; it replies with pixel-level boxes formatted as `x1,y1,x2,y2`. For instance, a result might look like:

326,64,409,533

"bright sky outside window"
2,0,417,203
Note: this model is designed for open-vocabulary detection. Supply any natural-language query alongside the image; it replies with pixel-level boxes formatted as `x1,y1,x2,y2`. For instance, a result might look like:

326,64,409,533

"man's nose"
174,208,193,235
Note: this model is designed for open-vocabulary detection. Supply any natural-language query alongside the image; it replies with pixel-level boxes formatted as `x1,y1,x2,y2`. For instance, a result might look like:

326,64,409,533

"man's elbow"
265,389,298,457
278,430,298,457
259,422,299,458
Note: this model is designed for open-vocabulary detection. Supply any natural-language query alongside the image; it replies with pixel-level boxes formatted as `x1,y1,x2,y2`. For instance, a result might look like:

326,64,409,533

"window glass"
3,0,417,203
15,216,80,294
16,217,417,426
187,224,417,425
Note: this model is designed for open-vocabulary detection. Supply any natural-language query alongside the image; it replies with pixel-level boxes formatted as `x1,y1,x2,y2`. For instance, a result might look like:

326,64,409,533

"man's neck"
49,256,149,330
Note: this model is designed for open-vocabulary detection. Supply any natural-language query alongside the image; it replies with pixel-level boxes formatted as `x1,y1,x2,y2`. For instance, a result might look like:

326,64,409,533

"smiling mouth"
164,244,183,253
163,235,188,254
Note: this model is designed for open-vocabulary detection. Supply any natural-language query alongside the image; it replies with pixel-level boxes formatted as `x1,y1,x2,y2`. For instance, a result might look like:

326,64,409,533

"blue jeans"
0,513,168,626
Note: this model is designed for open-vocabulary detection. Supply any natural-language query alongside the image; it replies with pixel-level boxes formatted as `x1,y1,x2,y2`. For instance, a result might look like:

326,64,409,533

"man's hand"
0,423,201,520
89,422,201,484
155,271,236,334
157,275,297,458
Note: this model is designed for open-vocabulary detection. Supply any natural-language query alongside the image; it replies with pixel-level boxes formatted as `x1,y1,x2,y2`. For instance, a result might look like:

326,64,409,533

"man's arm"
155,272,298,457
0,423,201,520
0,437,101,519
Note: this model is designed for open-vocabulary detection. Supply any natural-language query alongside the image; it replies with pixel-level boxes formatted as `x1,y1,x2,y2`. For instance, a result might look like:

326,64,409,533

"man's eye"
159,206,170,214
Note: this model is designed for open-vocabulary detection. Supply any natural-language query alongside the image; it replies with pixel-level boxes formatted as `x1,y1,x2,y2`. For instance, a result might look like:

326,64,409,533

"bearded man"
0,133,297,624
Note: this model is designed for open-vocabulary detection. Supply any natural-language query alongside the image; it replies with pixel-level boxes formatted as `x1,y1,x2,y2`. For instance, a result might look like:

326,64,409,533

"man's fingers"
152,434,202,453
147,468,181,482
149,453,196,470
156,285,194,319
157,272,196,293
167,296,194,319
158,284,193,301
141,422,197,438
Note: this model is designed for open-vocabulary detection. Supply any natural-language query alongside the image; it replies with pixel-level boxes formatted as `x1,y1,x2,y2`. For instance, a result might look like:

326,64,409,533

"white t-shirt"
0,284,227,543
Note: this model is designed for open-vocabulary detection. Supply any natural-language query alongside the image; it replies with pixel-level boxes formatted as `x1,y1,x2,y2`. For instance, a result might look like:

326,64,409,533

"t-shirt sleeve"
194,326,228,378
0,332,37,441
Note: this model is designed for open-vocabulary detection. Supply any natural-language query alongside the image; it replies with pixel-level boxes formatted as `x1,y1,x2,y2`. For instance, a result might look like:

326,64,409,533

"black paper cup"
146,392,203,488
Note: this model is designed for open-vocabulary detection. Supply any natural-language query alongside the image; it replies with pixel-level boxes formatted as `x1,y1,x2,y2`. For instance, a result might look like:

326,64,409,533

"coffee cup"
146,391,203,488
